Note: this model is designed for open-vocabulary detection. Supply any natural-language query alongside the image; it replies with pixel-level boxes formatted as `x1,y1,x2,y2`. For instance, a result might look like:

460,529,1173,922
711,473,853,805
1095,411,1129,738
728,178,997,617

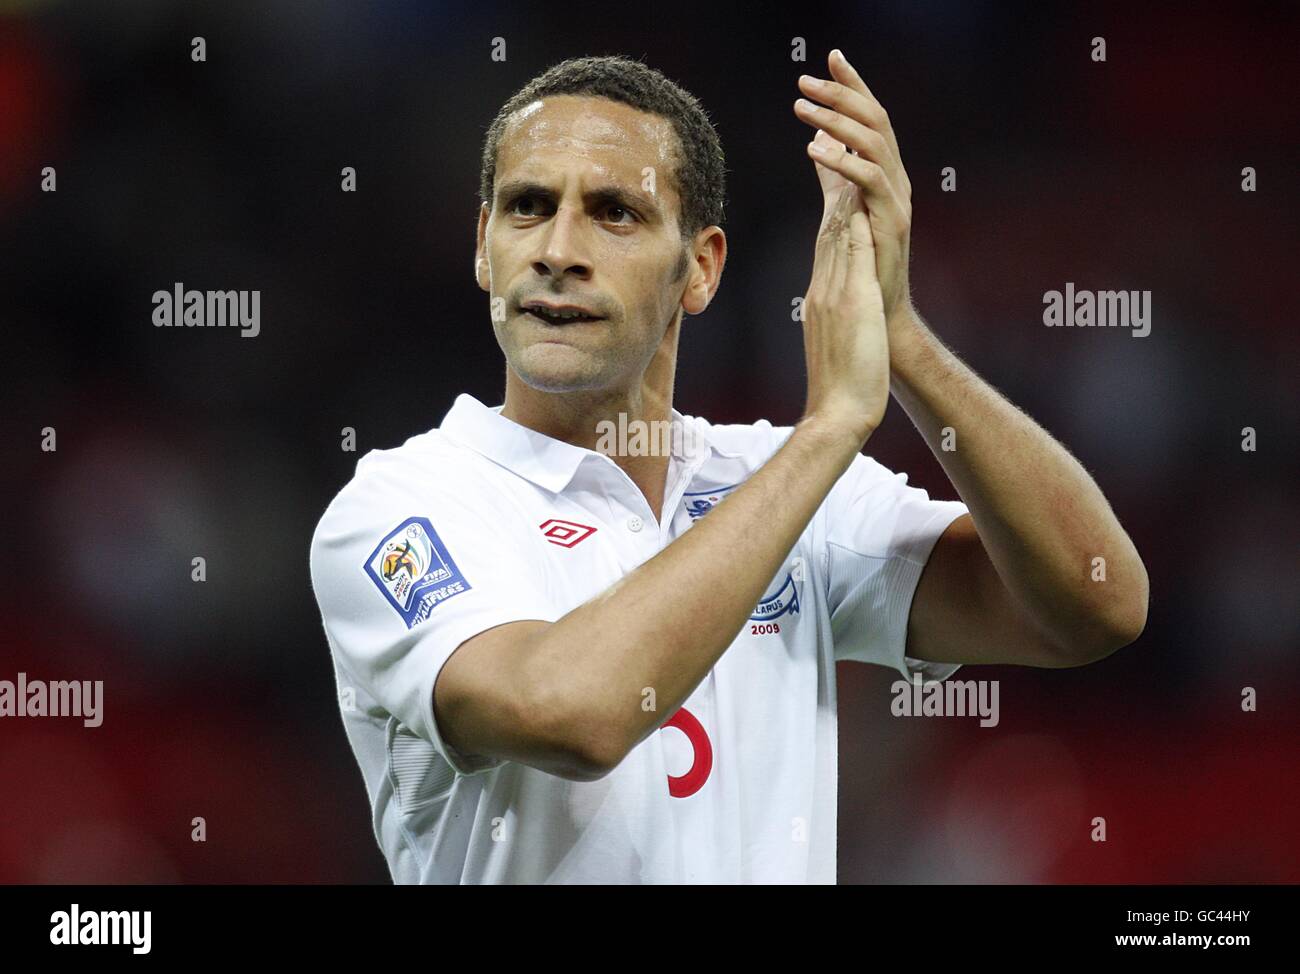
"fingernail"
808,142,826,157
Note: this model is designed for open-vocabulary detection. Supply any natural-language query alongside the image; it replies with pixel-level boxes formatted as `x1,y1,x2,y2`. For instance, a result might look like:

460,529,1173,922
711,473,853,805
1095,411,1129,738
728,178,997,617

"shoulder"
687,414,796,466
308,428,503,578
686,412,901,488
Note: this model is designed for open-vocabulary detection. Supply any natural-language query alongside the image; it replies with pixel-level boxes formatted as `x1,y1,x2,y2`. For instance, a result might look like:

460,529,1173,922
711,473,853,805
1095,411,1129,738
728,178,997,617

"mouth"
521,302,606,326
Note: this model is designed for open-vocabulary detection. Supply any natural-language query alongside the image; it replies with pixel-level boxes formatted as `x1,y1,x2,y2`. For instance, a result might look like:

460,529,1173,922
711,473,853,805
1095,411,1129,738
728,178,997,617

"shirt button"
626,515,644,533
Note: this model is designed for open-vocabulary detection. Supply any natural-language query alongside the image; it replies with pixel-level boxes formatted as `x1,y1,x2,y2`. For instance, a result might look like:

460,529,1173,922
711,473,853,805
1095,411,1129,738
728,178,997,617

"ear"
681,226,727,316
474,203,491,293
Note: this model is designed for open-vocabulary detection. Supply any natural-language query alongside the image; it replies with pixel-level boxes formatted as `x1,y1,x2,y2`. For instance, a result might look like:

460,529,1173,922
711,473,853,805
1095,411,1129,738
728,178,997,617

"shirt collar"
437,393,736,494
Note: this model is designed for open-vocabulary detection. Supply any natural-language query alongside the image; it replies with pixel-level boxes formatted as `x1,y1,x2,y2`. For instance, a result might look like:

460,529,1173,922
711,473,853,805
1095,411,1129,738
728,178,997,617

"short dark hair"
479,55,727,242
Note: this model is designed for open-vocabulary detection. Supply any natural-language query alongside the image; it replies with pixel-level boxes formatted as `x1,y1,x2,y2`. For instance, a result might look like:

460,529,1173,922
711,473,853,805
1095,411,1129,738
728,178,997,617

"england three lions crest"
683,482,742,521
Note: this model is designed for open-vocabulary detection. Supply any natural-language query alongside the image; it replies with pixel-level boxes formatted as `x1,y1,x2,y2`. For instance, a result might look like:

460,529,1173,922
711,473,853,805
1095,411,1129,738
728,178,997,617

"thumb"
811,129,856,221
811,128,847,194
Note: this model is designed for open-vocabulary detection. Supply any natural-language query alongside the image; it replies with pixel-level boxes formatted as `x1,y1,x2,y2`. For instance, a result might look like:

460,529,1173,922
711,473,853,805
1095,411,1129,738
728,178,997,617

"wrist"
794,409,874,461
886,302,932,386
886,297,921,339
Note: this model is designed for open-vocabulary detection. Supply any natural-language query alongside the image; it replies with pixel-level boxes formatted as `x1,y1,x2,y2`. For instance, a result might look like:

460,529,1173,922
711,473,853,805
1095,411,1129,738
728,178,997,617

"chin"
511,345,613,394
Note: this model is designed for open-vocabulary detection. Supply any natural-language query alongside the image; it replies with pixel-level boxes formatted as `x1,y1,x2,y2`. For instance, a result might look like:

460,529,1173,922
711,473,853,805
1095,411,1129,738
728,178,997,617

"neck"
499,327,681,522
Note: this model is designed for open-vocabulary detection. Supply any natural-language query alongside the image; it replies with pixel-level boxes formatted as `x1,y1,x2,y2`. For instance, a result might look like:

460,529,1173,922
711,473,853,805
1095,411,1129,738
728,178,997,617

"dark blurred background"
1,1,1295,883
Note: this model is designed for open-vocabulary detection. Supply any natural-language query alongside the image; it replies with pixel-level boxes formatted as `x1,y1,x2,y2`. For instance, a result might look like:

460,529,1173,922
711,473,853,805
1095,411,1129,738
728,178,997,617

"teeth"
531,307,592,320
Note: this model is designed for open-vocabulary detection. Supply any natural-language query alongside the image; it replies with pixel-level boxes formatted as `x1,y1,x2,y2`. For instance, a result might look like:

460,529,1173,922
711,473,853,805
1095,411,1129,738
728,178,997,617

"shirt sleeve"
309,463,557,776
823,452,969,682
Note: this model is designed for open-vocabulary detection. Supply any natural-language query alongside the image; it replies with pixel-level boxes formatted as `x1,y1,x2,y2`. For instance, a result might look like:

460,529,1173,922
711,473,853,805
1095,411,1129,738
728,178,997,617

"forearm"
528,417,862,758
887,306,1149,652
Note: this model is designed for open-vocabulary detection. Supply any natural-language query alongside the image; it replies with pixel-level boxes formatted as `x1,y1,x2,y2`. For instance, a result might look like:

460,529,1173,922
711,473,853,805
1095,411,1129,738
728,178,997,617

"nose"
532,204,594,282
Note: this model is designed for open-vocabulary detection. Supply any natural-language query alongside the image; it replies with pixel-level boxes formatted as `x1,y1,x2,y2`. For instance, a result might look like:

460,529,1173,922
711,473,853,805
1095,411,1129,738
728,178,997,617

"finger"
808,173,839,297
798,71,898,166
810,192,847,301
845,207,880,298
798,77,911,201
808,126,850,196
825,49,902,162
847,209,888,359
794,96,893,169
828,184,856,299
809,136,908,225
808,208,835,298
809,137,850,296
800,50,908,198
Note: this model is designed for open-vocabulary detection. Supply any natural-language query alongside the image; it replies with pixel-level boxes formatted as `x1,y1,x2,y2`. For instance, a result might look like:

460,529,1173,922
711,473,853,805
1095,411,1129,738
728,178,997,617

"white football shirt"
309,393,967,883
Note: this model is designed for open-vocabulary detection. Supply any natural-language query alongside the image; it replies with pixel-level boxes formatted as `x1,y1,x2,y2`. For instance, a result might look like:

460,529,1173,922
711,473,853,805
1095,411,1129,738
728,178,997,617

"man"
309,51,1148,884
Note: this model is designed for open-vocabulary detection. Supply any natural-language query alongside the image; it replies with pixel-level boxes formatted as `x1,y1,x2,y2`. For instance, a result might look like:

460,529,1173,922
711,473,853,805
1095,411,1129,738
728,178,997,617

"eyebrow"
495,179,664,221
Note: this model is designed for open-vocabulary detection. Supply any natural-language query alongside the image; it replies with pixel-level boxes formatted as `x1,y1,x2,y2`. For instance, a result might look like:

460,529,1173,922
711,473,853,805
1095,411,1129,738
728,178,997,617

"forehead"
497,94,679,183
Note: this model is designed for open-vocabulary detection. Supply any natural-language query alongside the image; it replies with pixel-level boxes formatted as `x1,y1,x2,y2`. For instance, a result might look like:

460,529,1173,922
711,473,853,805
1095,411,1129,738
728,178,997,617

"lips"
521,301,605,324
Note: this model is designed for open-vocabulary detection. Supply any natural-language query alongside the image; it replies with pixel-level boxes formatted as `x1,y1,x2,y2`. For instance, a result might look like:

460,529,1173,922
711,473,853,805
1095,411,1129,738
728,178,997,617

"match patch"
364,517,470,628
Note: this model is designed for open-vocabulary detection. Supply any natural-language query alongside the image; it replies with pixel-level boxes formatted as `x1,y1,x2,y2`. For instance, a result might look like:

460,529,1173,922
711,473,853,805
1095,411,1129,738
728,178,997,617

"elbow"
1107,559,1151,653
544,716,629,782
1065,569,1150,665
1083,604,1147,663
522,677,631,782
560,727,629,781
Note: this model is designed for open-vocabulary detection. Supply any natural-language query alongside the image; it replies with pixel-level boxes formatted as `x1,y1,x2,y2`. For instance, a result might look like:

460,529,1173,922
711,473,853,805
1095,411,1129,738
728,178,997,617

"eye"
603,205,636,225
507,194,550,218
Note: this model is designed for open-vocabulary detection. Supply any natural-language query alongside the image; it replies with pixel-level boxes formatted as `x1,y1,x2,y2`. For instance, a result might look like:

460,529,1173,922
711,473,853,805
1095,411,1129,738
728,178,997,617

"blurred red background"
0,1,1295,882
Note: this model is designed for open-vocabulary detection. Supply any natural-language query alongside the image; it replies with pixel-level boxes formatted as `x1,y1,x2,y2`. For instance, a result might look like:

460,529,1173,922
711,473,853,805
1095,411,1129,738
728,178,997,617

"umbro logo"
539,519,597,548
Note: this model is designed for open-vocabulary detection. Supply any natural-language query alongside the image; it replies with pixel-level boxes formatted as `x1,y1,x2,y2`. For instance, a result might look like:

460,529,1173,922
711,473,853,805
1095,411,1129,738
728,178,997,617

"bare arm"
894,314,1148,666
793,49,1148,668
